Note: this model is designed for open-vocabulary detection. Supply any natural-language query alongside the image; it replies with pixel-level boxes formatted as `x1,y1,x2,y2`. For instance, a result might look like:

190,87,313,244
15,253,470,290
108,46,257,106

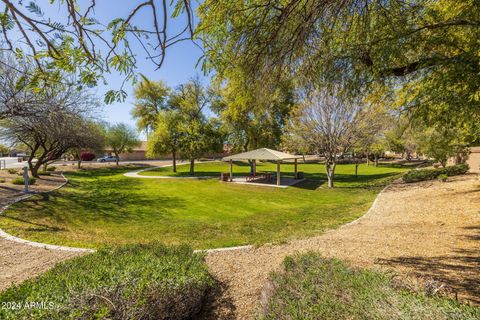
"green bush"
38,171,51,176
46,166,56,172
0,243,214,320
0,177,5,183
258,252,479,320
11,177,36,185
7,168,17,175
403,164,469,183
438,174,448,182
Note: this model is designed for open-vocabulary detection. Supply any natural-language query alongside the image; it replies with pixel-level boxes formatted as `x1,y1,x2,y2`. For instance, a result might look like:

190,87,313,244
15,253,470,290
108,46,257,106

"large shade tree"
210,69,294,153
169,77,224,175
197,0,480,133
1,89,100,177
147,110,183,172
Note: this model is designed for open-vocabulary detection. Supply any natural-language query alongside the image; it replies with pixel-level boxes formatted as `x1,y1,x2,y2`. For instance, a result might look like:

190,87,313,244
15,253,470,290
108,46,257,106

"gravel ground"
204,174,480,319
0,172,86,291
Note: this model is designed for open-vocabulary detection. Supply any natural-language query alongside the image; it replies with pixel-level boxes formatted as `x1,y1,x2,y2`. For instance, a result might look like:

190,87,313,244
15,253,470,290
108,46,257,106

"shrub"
0,178,5,183
11,177,36,185
403,164,469,183
80,151,96,161
0,243,214,320
258,252,479,320
38,171,51,176
46,166,56,172
441,163,469,176
438,174,448,182
7,168,17,175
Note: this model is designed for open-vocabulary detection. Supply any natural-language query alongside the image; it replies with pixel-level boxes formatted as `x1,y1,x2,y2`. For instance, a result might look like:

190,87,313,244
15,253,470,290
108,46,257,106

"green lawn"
0,162,409,249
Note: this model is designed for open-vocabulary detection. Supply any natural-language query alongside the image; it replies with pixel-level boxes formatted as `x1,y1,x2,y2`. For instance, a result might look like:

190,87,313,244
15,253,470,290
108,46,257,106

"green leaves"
26,1,44,16
104,89,127,104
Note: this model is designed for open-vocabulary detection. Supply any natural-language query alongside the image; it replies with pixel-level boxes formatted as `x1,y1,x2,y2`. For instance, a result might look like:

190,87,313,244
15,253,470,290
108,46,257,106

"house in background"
454,146,480,173
104,141,151,161
470,146,480,172
103,141,231,161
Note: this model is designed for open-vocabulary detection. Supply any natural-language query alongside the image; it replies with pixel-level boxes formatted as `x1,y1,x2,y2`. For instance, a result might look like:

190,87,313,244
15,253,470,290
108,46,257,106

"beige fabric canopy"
222,148,302,186
222,148,302,161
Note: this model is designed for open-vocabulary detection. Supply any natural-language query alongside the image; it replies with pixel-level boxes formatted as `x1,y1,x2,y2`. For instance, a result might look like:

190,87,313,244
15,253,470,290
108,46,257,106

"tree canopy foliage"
197,0,480,133
0,0,196,102
132,75,172,135
104,123,140,165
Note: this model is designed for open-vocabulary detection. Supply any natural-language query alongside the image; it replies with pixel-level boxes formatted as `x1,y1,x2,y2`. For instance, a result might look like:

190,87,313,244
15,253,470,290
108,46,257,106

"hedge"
258,252,480,320
402,164,469,183
0,243,214,320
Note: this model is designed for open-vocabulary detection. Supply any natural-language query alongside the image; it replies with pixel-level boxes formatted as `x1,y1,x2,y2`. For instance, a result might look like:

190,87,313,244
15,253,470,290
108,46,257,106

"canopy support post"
294,158,298,179
276,161,281,186
229,159,233,182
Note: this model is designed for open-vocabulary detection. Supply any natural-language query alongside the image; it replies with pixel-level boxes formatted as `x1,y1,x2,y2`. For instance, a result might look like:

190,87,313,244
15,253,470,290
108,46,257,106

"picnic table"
246,173,273,182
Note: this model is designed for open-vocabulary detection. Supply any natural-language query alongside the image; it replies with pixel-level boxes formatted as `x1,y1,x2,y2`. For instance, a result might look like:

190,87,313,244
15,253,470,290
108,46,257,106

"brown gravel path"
0,173,85,292
204,174,480,319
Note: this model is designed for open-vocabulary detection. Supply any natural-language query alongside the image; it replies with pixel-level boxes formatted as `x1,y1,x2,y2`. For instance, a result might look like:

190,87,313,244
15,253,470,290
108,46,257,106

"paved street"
0,157,28,169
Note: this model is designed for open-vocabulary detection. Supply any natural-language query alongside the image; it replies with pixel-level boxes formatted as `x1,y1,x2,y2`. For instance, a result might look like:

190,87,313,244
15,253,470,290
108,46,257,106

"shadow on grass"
5,173,187,226
1,214,66,232
376,225,480,304
292,179,326,190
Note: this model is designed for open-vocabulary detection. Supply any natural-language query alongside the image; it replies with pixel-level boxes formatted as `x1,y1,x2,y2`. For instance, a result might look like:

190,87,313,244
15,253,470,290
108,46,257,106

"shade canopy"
222,148,302,161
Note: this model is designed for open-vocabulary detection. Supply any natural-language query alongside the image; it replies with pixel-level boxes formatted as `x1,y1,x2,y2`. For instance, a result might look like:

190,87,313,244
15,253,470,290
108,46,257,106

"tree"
2,107,99,177
416,128,470,167
170,78,224,175
197,0,480,134
131,76,172,135
0,143,8,156
0,79,100,177
210,70,294,153
0,1,196,101
104,123,140,166
0,53,46,120
69,122,106,169
285,87,366,188
147,110,183,172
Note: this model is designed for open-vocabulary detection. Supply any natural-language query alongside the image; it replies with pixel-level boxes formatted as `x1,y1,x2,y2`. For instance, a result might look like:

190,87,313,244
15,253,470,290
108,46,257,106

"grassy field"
0,162,409,249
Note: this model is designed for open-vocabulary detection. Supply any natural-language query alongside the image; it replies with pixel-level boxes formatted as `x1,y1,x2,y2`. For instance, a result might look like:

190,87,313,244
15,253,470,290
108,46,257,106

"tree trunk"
325,160,336,188
355,160,359,178
172,150,177,173
302,154,306,163
440,159,447,168
374,154,379,167
189,158,195,176
43,163,48,172
77,159,82,169
115,152,119,166
30,161,42,178
366,153,370,166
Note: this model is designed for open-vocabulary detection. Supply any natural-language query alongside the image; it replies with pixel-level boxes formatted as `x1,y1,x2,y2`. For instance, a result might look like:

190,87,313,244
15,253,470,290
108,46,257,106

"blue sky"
1,1,209,135
88,1,209,132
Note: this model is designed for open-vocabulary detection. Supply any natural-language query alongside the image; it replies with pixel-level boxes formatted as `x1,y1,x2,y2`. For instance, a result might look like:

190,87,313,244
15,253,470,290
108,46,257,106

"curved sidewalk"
123,161,217,179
